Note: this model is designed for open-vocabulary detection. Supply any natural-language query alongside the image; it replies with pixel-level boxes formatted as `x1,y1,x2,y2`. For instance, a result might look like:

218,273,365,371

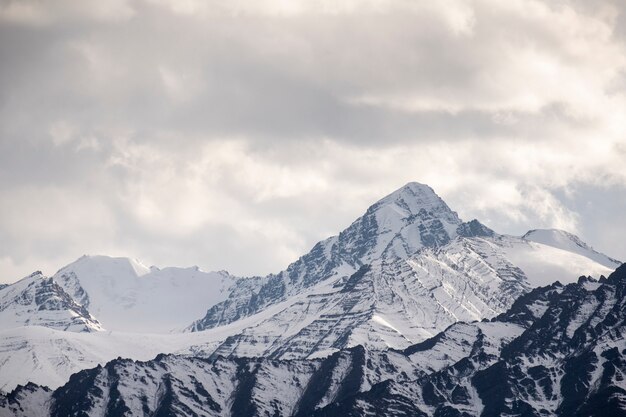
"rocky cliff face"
316,265,626,417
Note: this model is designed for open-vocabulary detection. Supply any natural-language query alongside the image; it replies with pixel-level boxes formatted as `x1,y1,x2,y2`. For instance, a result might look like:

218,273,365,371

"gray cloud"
1,0,625,282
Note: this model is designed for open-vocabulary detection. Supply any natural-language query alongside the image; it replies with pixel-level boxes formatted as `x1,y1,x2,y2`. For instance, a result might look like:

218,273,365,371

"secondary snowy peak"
54,255,150,309
0,271,102,332
522,228,621,269
53,255,236,333
191,182,464,331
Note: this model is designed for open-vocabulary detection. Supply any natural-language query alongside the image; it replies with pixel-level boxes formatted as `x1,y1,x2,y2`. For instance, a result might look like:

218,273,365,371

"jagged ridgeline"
0,182,623,416
3,265,626,417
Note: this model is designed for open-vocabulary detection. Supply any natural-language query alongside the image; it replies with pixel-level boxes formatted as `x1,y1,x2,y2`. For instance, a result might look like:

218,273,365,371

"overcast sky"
1,0,625,283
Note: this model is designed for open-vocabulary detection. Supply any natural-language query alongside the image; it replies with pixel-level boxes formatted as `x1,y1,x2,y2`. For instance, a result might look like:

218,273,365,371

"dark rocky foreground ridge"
2,264,626,417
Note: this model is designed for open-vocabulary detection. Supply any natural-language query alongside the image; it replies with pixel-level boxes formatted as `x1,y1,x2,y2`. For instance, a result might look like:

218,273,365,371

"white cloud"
1,0,626,282
0,0,135,26
49,120,78,146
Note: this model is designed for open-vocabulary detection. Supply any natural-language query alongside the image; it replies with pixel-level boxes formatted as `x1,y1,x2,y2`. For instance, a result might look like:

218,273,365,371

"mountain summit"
346,182,463,260
188,182,469,332
184,183,619,361
375,182,460,224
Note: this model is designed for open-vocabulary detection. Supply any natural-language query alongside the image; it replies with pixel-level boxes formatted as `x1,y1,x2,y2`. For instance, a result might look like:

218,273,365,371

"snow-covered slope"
53,256,235,332
315,265,626,417
0,229,615,391
184,232,616,360
523,228,621,269
0,272,102,333
0,326,213,391
6,265,626,417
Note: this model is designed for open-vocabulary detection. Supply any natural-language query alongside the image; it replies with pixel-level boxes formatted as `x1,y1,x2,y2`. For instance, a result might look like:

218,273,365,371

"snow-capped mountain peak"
0,271,102,332
351,182,462,260
189,183,467,331
0,182,622,395
373,182,461,224
188,183,618,341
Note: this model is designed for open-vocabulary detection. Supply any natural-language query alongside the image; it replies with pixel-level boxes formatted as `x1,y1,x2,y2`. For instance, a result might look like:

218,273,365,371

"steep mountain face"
189,236,526,360
189,182,464,331
182,231,615,360
52,256,235,333
0,271,102,332
315,265,626,417
0,326,520,417
5,265,626,417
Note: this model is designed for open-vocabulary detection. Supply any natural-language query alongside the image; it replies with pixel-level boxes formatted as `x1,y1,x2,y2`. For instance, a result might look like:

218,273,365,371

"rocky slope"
314,264,626,417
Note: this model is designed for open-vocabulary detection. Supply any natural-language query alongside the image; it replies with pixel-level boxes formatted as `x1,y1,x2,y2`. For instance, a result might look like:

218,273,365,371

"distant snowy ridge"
52,255,236,333
523,228,621,268
0,256,236,334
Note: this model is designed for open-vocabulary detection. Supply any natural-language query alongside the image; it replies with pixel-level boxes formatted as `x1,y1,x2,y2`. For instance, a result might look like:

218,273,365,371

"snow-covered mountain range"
3,263,626,417
0,182,622,413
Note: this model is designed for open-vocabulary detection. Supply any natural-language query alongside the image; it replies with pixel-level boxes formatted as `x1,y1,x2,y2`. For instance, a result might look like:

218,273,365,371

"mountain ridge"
3,265,625,416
